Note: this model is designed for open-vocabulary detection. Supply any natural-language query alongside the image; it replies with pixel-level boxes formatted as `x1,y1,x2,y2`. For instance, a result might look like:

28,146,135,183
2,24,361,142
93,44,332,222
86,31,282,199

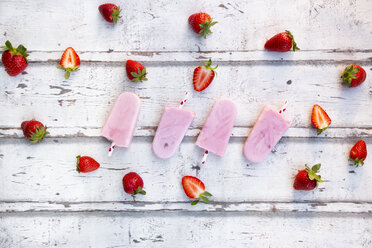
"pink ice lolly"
196,98,237,156
152,106,195,158
102,92,140,147
243,106,290,163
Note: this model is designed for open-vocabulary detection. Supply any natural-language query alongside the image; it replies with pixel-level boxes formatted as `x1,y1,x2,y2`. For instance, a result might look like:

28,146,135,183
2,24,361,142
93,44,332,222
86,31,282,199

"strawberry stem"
341,65,359,87
199,19,218,39
285,30,299,51
111,6,121,24
76,155,81,173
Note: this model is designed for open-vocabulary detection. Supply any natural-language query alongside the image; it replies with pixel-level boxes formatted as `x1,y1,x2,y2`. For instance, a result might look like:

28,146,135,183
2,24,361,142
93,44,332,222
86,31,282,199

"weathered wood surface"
1,0,372,247
1,212,371,247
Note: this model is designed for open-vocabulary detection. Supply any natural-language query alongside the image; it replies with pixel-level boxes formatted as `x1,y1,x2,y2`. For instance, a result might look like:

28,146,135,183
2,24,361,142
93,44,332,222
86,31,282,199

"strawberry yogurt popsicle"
196,98,237,157
102,92,140,155
243,106,290,163
152,106,195,159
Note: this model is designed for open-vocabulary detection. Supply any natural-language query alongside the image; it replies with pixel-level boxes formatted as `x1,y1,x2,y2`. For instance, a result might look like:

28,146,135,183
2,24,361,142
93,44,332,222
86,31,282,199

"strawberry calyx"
204,59,218,73
199,18,218,39
28,125,49,144
111,6,121,24
1,40,29,63
305,164,323,184
57,65,79,79
76,155,81,173
131,186,146,201
317,126,329,135
349,157,364,167
285,30,299,51
341,65,359,87
191,191,212,205
130,67,148,82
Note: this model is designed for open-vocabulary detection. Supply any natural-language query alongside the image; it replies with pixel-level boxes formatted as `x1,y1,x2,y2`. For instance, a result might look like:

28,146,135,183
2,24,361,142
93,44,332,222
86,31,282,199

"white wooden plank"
1,201,372,214
1,63,371,132
1,212,371,247
1,127,372,139
0,138,371,209
0,0,371,51
14,50,372,62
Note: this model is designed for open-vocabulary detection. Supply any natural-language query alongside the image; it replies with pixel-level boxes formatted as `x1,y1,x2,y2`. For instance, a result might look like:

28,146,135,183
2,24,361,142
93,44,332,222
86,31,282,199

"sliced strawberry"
57,47,80,79
182,176,212,205
349,140,367,167
341,64,367,88
311,104,331,135
188,13,217,39
193,59,218,92
126,60,147,82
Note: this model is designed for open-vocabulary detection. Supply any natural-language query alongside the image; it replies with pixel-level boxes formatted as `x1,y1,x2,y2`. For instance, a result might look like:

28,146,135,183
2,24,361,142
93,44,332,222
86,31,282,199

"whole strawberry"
98,3,121,24
123,172,146,201
341,64,367,88
349,140,367,167
182,176,212,205
21,120,49,144
126,60,147,82
293,164,323,191
264,30,299,52
193,59,218,92
1,40,29,76
76,155,100,173
188,13,217,39
57,47,80,79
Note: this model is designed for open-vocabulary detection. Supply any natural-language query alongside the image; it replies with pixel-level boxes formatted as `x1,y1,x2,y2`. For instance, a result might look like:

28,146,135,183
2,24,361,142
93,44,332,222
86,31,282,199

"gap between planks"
1,201,372,214
1,127,372,139
17,50,372,63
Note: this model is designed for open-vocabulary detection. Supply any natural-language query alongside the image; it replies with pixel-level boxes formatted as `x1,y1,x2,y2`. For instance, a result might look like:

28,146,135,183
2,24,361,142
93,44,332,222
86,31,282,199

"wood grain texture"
0,0,371,51
1,63,371,132
1,0,372,246
1,138,371,207
1,212,372,247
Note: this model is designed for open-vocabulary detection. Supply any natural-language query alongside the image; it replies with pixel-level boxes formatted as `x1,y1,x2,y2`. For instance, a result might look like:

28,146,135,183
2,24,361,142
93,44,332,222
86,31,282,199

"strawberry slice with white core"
311,104,331,135
193,59,218,92
182,176,212,205
57,47,80,79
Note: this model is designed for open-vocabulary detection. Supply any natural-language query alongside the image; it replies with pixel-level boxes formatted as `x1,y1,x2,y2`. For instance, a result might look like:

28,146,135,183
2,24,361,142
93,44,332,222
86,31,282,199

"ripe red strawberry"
188,13,217,39
126,60,147,82
98,3,121,24
21,120,49,144
293,164,323,191
123,172,146,200
57,47,80,79
182,176,212,205
311,104,331,135
349,140,367,167
193,59,218,92
1,40,29,76
76,155,100,173
264,30,299,52
341,64,367,87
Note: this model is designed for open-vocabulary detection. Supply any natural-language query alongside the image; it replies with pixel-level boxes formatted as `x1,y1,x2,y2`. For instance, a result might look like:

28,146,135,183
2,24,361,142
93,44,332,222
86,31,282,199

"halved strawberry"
349,140,367,167
182,176,212,205
193,59,218,92
311,104,331,135
126,60,148,82
57,47,80,79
